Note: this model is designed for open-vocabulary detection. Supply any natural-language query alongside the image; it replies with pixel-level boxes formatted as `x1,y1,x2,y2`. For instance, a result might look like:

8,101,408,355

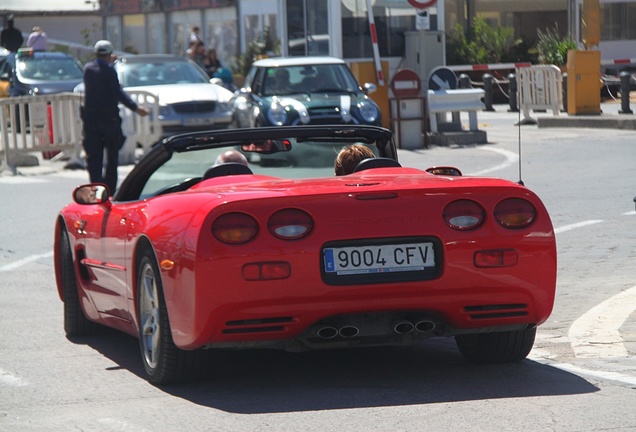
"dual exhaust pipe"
315,319,436,339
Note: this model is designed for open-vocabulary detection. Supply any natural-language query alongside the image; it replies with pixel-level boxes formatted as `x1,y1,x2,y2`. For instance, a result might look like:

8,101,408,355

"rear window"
18,57,83,81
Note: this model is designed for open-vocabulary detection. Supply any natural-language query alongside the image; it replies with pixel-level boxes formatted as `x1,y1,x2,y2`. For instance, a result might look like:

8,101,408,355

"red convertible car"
54,125,556,384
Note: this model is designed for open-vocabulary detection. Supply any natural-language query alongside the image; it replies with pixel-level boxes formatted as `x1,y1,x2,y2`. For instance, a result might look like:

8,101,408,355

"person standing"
26,26,47,51
1,15,24,52
81,40,149,195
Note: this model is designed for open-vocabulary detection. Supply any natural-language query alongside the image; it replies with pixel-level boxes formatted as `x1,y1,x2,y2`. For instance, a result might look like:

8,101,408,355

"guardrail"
427,88,485,133
0,91,161,174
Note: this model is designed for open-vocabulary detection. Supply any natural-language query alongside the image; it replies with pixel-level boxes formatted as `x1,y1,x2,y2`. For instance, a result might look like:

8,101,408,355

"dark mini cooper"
231,56,381,128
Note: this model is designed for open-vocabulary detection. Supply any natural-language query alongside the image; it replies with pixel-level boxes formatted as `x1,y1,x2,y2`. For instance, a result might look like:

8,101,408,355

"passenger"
334,144,375,176
271,68,292,93
214,150,249,166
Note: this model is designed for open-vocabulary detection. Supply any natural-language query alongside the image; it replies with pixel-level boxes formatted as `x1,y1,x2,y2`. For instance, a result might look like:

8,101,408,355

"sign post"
365,0,384,86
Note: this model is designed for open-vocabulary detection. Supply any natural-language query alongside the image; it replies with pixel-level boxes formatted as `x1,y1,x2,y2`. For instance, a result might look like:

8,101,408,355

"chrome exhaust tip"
393,321,415,334
338,326,359,338
415,320,436,332
316,326,338,339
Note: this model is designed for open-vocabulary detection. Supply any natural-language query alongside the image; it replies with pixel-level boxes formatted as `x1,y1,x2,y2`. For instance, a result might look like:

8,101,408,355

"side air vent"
464,304,528,320
222,317,295,334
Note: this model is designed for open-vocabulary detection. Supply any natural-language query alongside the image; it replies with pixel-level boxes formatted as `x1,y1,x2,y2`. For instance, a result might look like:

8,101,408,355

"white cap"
94,40,113,55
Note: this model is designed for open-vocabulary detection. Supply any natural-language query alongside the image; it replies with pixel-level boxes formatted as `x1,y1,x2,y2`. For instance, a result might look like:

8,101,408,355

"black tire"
60,229,99,337
455,327,537,363
137,250,208,385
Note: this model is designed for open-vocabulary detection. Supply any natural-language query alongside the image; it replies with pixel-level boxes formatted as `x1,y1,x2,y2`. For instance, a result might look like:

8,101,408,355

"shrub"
535,25,578,65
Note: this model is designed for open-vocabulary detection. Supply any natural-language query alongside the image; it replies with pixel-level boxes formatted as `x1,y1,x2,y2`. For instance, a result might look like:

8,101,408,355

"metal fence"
0,91,161,174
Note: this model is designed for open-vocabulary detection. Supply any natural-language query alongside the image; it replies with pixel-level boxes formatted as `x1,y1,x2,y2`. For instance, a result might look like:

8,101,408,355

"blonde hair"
334,144,375,176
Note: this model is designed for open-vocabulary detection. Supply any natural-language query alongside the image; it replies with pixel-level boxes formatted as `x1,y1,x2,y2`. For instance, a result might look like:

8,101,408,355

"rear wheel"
455,327,537,363
60,229,99,337
137,250,207,385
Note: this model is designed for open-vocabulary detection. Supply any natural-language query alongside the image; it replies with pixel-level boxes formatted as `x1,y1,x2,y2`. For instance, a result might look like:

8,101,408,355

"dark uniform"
81,56,138,194
0,17,24,52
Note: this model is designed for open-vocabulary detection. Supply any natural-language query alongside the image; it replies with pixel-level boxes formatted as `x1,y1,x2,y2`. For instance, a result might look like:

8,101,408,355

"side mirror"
363,83,377,95
73,184,110,204
426,166,463,176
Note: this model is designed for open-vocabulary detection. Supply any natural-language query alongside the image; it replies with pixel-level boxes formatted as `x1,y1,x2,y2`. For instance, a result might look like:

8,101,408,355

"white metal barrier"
427,88,485,133
517,65,562,124
0,90,161,174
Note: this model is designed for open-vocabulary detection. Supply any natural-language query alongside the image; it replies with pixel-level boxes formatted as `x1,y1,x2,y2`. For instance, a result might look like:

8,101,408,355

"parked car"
232,56,382,128
114,54,234,136
0,48,84,97
54,125,556,385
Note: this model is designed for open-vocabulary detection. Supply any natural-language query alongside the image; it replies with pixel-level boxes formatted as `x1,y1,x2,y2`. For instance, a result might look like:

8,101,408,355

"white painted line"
0,176,47,184
554,220,603,234
0,368,27,387
568,285,636,358
471,147,518,175
550,362,636,387
0,251,53,272
623,210,636,216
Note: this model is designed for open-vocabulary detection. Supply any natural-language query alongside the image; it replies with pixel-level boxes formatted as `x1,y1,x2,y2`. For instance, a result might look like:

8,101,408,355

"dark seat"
352,157,402,173
203,162,253,179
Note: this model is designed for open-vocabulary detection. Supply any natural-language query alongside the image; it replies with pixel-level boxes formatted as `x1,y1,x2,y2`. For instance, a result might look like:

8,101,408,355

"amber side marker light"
474,249,518,268
243,262,291,281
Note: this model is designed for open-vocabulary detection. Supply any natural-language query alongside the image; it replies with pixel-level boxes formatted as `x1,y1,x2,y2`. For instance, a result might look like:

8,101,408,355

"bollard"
619,71,633,114
562,72,568,113
482,73,495,111
458,74,471,89
507,73,518,112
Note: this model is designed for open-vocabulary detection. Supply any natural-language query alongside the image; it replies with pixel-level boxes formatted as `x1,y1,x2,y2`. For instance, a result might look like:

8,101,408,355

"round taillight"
212,212,258,244
443,199,485,230
494,198,536,229
268,209,313,240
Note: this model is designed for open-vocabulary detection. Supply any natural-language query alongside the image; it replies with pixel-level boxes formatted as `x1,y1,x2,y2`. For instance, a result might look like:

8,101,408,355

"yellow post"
567,50,601,115
349,61,391,129
582,0,601,49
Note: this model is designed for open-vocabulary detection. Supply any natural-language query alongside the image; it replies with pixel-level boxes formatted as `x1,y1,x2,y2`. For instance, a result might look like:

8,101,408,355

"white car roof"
251,56,346,68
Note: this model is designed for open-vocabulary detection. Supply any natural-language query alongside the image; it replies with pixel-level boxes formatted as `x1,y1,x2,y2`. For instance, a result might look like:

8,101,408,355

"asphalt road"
1,106,635,431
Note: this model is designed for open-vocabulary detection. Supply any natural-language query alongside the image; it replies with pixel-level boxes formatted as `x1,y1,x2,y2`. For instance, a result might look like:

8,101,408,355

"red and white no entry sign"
407,0,437,8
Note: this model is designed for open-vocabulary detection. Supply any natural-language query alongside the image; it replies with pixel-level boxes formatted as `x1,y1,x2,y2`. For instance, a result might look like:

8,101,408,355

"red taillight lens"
474,249,518,268
268,209,313,240
494,198,536,229
443,199,485,230
212,212,258,244
243,262,291,280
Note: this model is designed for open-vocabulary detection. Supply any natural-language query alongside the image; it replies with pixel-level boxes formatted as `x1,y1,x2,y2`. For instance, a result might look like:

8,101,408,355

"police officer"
1,15,24,52
81,40,149,195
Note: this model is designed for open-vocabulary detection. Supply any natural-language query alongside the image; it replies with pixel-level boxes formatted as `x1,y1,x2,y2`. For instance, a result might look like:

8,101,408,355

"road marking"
554,220,603,234
568,285,636,358
548,362,636,387
471,147,518,175
0,251,53,272
0,176,47,184
0,368,27,387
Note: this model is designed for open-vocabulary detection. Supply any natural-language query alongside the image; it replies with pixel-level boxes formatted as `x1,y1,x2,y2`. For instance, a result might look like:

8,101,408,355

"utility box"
404,31,446,91
567,50,601,115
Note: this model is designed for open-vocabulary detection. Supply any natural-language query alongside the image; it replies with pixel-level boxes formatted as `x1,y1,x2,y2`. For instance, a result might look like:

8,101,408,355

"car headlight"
267,102,288,125
217,101,232,113
357,100,379,123
158,106,173,117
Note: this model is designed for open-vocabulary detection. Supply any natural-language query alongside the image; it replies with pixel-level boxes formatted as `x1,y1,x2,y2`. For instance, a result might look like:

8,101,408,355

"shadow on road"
79,331,598,413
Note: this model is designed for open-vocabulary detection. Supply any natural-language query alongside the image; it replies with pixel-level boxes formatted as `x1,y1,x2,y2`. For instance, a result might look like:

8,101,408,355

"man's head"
7,15,14,26
94,40,114,58
214,150,249,167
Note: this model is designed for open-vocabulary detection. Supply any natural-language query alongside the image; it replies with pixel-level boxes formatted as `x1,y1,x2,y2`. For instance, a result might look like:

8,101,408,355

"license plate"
183,117,214,126
323,242,435,276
